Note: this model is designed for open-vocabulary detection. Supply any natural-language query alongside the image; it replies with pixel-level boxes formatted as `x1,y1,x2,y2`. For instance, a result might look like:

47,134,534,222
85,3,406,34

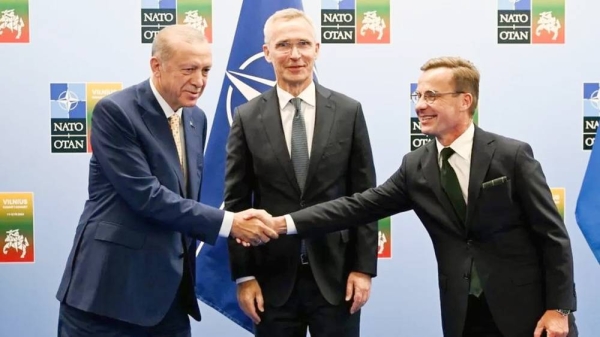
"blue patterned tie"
290,97,309,263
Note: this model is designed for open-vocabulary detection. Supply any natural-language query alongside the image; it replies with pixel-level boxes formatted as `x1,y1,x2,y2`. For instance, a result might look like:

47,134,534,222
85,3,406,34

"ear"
314,42,320,60
263,44,272,64
462,92,473,113
150,56,161,77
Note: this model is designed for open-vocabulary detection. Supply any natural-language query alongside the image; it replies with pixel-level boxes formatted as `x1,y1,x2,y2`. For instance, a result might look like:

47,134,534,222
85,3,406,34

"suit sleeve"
347,103,378,276
514,143,576,310
90,98,224,244
291,156,413,237
224,108,256,280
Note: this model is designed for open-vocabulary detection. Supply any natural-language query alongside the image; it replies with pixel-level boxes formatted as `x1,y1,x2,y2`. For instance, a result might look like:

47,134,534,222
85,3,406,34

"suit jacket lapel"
304,85,336,192
183,108,200,200
421,141,464,230
465,127,496,229
260,88,301,194
137,80,185,195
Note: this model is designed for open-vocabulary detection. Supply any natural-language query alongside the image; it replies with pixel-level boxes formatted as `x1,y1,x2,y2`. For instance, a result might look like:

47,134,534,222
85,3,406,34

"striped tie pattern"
168,114,184,170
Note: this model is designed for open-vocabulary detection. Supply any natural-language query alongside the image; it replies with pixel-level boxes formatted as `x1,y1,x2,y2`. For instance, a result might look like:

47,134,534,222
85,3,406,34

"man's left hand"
533,310,569,337
345,271,372,314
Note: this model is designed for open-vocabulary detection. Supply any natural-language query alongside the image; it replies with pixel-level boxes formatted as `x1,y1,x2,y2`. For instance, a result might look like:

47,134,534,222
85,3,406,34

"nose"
414,97,428,112
290,45,301,59
414,96,428,110
190,71,204,89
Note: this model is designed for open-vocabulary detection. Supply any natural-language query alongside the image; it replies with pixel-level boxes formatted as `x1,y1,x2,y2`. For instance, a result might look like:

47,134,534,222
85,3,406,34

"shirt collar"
436,122,475,162
149,78,183,119
276,81,316,110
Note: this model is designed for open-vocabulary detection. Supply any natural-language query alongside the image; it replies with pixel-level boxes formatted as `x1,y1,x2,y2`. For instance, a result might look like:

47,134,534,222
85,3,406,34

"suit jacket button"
463,273,470,280
179,252,185,258
300,201,305,207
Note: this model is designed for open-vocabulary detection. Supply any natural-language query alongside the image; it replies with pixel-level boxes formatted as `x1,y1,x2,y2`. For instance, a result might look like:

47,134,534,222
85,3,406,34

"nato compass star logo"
50,83,89,153
223,52,276,126
57,90,80,112
50,83,87,119
583,83,600,150
590,90,600,112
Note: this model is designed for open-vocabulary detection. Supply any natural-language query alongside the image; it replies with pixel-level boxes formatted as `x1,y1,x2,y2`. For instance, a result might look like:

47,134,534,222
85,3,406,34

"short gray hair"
151,24,207,61
263,8,317,44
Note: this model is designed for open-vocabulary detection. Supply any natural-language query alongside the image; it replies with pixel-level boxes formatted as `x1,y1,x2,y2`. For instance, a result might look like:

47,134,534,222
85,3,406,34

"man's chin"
420,128,432,136
181,98,200,107
284,77,310,86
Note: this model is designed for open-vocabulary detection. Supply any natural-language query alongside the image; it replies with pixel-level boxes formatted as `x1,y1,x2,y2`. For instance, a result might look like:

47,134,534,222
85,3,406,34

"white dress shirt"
435,122,475,203
276,81,317,157
149,78,233,238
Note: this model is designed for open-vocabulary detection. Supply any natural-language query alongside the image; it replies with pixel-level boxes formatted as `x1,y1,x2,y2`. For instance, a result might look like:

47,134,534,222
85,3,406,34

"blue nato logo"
410,82,432,151
141,0,177,43
50,83,87,153
583,83,600,150
497,0,532,44
222,52,276,126
321,0,356,43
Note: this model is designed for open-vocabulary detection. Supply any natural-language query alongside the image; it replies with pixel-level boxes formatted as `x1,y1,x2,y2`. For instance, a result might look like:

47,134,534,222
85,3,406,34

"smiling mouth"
420,116,437,122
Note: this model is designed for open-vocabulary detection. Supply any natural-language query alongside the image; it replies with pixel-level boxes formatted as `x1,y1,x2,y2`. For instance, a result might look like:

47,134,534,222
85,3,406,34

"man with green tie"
259,56,578,337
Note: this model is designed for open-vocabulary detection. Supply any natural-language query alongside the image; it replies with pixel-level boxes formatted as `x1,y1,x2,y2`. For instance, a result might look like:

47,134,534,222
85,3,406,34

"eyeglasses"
273,40,313,53
410,90,464,104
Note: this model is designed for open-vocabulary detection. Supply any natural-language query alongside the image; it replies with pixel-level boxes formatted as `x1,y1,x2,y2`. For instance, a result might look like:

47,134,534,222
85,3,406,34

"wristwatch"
555,309,571,317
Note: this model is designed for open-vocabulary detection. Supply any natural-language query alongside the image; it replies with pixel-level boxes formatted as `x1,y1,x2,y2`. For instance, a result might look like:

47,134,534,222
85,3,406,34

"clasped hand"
230,209,286,247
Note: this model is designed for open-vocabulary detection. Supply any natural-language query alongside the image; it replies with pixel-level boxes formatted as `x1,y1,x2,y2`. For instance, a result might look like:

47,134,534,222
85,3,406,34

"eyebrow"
276,39,311,43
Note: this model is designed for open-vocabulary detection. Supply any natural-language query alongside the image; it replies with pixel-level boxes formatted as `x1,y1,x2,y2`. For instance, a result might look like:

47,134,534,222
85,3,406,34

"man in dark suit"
256,57,578,337
225,8,378,337
55,25,277,337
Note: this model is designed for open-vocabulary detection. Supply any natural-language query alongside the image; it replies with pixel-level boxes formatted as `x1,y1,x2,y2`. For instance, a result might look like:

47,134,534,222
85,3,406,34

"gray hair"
151,24,207,61
263,8,317,44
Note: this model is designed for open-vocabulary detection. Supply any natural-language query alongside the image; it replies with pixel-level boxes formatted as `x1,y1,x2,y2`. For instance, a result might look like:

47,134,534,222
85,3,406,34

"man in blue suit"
56,25,278,337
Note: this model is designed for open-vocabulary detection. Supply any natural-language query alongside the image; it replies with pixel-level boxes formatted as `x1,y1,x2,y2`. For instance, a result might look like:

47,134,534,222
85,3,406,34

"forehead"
270,18,315,42
417,67,454,91
169,40,212,64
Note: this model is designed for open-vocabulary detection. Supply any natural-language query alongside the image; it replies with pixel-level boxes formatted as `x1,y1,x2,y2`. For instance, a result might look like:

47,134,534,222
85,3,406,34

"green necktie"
440,147,482,297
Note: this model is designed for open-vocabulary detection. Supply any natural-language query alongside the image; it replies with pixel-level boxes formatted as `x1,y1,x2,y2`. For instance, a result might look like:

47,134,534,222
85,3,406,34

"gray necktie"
290,97,309,192
290,97,310,263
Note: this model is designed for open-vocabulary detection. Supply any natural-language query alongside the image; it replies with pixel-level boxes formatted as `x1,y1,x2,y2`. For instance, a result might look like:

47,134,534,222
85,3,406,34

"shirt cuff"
285,214,297,234
235,276,256,284
219,211,234,237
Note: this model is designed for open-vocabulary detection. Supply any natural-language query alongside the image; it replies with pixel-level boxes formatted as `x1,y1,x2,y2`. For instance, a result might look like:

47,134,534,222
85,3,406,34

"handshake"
230,209,288,246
